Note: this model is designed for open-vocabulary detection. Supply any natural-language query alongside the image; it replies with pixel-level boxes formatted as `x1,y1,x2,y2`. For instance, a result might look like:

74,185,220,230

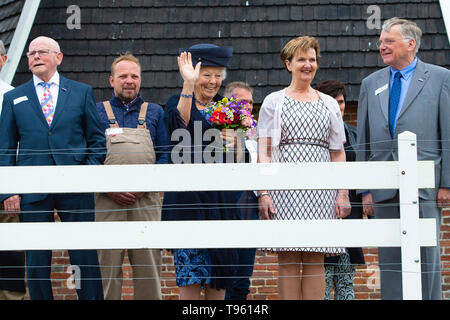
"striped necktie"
39,82,55,126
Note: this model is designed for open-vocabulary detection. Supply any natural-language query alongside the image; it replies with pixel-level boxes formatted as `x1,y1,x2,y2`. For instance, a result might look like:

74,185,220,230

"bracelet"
257,192,270,198
180,93,193,98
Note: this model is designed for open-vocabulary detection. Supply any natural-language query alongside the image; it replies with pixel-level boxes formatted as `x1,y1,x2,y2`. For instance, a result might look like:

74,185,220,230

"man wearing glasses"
356,18,450,300
0,36,105,300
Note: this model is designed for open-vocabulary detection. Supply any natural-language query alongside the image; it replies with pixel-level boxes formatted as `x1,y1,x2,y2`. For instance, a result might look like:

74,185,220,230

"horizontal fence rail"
0,219,437,251
0,161,434,194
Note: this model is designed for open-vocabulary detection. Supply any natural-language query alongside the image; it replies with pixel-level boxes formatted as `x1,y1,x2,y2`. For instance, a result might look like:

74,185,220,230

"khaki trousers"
96,108,162,300
0,289,26,300
95,193,162,300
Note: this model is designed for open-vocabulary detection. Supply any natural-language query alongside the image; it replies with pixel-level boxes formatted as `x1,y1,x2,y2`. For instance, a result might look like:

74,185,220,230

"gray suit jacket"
356,59,450,203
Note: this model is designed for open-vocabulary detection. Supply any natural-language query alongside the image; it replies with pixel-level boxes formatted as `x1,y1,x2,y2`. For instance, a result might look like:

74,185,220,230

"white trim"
439,0,450,46
0,0,41,84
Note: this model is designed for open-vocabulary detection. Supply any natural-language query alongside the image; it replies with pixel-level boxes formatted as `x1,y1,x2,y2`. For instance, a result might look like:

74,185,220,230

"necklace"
194,98,211,108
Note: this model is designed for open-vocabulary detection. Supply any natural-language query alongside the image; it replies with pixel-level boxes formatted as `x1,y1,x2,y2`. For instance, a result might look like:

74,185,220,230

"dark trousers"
374,195,442,300
225,247,257,300
20,193,104,300
225,191,258,300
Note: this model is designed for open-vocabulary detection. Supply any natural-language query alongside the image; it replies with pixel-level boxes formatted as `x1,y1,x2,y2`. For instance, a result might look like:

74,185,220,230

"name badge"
375,84,388,95
106,128,123,136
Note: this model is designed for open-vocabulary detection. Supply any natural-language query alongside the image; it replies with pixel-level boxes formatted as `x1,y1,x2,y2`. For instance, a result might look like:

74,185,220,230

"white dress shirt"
33,71,60,111
0,79,14,114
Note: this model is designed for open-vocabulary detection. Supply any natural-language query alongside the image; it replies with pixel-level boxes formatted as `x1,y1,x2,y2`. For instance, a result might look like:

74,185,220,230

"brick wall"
20,207,448,300
158,209,449,300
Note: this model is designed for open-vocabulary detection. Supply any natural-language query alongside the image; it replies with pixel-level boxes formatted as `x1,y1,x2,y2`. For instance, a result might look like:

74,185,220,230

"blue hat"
180,43,233,68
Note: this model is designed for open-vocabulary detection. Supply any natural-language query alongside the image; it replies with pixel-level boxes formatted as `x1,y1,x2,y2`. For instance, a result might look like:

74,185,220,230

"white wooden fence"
0,131,437,300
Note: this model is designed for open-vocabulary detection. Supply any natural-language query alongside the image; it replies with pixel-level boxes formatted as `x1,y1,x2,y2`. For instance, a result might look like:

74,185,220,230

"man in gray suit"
356,17,450,300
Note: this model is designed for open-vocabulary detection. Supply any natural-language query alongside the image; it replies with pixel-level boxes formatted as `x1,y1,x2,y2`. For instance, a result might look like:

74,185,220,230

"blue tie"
388,72,402,138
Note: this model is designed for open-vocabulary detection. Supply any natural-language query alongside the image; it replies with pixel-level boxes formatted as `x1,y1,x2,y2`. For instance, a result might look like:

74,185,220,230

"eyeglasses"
376,38,411,49
376,39,396,49
26,49,59,58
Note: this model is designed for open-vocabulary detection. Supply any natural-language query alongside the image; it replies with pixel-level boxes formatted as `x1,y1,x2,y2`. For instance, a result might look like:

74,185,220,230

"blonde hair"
110,52,141,76
280,36,320,72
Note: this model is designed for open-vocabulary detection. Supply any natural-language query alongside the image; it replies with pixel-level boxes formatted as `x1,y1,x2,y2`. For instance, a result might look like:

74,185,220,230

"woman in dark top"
315,79,366,300
162,44,241,300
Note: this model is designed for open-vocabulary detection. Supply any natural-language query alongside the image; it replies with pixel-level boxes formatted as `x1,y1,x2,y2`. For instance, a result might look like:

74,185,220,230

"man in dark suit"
0,36,105,300
0,39,26,300
356,18,450,300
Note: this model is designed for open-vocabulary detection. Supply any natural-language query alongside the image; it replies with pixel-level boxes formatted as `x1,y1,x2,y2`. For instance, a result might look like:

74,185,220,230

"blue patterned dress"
162,94,240,289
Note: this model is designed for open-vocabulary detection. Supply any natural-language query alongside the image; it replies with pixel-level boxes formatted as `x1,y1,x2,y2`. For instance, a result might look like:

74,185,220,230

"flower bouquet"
203,96,257,154
203,96,257,134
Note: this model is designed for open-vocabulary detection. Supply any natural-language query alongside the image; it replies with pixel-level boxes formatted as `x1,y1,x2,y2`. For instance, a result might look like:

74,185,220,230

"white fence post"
398,131,422,300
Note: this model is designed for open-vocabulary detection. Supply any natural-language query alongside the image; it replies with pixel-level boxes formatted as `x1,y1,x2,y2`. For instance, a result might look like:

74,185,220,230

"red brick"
165,280,177,287
369,293,381,300
264,279,277,286
258,256,278,263
257,287,278,293
53,288,76,295
250,279,265,286
355,293,369,300
51,273,70,280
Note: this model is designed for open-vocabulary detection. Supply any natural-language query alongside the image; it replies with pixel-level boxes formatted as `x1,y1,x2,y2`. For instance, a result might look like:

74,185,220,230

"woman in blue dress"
162,44,241,300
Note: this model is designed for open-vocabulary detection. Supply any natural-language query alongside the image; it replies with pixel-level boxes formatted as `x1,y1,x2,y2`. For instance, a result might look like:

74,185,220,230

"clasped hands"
362,188,450,217
335,191,351,219
107,192,145,206
3,195,21,217
3,192,152,212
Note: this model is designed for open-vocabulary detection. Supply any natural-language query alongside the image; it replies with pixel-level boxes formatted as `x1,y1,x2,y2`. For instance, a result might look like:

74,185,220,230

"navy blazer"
0,76,106,204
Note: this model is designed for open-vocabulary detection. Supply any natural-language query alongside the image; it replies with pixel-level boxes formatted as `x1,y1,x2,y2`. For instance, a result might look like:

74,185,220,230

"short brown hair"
110,52,141,76
280,36,320,72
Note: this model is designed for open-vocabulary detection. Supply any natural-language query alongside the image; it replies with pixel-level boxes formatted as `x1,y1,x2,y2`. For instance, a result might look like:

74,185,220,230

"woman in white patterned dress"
257,36,351,300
